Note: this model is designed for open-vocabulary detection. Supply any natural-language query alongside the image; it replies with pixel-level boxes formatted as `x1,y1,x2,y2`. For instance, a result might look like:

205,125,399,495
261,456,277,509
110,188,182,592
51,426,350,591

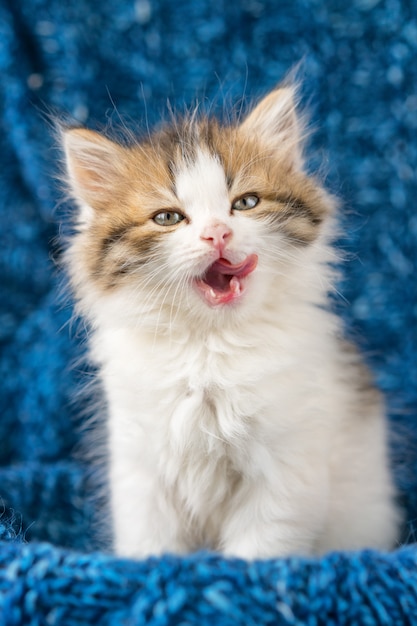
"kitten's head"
62,86,335,330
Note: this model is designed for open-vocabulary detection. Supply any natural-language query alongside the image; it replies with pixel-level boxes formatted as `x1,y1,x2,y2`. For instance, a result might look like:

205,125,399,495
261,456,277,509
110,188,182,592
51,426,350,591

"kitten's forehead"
174,147,230,220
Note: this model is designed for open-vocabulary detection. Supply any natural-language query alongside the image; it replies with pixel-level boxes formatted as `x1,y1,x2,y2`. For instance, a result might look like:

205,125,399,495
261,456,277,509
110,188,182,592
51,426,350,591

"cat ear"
62,127,125,213
240,86,304,170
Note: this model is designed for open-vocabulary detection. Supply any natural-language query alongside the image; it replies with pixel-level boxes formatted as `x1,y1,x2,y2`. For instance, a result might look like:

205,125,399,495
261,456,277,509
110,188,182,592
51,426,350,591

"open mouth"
194,254,258,306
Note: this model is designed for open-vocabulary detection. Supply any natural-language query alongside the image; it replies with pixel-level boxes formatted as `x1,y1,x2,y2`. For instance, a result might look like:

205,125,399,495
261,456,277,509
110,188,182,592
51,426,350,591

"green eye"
232,195,259,211
153,211,185,226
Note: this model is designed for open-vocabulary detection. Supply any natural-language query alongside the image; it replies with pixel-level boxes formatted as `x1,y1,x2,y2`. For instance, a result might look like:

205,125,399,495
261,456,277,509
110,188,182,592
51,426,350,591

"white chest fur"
89,303,399,559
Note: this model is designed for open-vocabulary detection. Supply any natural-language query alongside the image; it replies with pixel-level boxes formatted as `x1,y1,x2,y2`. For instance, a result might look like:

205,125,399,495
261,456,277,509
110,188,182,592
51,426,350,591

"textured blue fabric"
0,0,416,623
1,544,417,626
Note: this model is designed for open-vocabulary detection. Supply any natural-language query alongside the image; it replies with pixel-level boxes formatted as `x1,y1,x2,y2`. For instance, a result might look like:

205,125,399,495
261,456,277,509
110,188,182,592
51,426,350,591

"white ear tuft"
63,128,125,210
240,86,305,170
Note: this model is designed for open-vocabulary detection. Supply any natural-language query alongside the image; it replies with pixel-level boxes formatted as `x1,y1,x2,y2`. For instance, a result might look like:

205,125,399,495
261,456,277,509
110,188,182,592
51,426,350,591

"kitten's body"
63,87,400,558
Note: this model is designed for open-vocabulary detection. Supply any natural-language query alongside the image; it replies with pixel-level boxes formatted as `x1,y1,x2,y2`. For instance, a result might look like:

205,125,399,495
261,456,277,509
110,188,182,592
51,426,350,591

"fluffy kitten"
62,86,400,559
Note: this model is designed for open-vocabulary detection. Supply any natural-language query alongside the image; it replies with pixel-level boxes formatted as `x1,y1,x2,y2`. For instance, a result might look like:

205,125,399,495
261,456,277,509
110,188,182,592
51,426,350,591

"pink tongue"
210,255,258,277
196,254,258,306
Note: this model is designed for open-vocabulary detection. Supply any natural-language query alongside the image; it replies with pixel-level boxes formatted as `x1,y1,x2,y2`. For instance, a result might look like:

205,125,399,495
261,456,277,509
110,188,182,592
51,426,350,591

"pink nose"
200,223,232,251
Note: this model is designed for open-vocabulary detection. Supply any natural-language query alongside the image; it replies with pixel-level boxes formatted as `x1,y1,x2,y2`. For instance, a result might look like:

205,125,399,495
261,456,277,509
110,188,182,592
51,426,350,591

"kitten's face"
63,87,334,325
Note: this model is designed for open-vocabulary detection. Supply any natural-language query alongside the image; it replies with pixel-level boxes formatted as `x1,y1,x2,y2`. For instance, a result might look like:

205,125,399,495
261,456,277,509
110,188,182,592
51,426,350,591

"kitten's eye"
153,211,185,226
232,195,259,211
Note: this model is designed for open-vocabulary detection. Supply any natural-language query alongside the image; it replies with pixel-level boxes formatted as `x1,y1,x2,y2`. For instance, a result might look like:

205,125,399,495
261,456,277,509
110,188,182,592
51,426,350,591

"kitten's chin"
194,254,258,308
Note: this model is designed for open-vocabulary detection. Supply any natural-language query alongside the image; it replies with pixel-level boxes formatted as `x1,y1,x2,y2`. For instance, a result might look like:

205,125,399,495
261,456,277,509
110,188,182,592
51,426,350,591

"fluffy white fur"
63,88,400,559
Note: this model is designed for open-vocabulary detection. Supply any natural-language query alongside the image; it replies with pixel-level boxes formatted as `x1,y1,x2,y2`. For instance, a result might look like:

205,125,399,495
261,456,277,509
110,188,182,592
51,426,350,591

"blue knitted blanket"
1,1,416,623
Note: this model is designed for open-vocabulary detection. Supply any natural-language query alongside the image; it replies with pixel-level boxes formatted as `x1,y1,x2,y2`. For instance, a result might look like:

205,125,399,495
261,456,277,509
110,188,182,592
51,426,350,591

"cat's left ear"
62,127,127,212
240,86,304,171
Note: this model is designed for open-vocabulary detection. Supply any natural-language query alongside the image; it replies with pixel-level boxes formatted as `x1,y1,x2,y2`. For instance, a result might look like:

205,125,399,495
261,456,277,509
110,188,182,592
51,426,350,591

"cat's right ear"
62,127,125,214
240,86,305,171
